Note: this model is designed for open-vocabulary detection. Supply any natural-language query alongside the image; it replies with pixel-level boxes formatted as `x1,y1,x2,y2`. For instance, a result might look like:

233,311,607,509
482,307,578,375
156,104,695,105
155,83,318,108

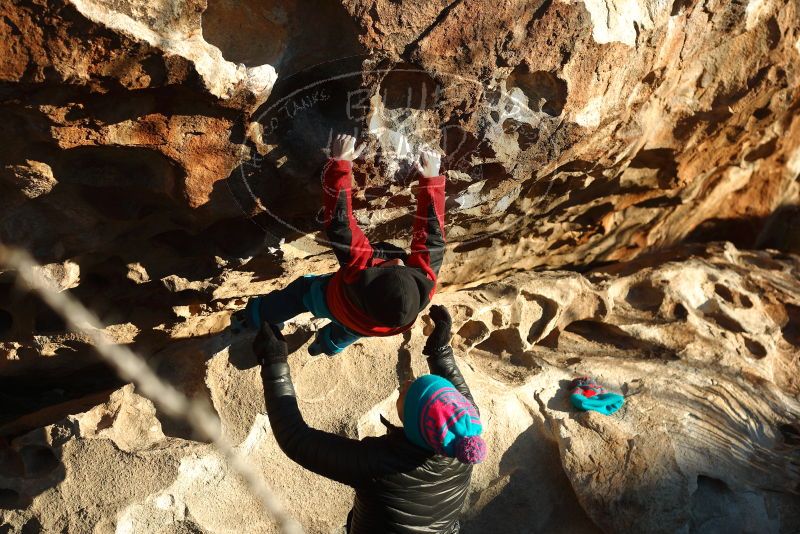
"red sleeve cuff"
417,175,445,187
328,158,353,171
324,158,353,189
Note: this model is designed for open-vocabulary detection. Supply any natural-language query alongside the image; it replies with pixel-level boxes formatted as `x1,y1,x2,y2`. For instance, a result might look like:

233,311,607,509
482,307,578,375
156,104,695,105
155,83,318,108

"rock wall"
1,0,800,532
2,243,800,533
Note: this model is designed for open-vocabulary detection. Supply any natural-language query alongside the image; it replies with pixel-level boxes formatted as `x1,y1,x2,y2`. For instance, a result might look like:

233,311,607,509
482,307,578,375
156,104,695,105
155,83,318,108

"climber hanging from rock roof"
256,304,485,533
234,133,446,356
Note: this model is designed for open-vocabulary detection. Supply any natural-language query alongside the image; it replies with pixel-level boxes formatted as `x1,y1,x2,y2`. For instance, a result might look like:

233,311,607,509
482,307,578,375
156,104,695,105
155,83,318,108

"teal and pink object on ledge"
569,376,625,415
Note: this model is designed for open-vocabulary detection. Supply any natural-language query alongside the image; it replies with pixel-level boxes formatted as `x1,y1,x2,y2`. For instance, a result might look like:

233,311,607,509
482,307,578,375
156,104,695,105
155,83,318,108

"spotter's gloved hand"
253,322,288,366
423,304,452,356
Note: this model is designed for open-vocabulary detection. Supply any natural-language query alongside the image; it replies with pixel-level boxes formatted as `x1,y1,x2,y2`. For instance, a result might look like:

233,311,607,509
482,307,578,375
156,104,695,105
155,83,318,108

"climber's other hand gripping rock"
331,133,366,162
415,148,442,178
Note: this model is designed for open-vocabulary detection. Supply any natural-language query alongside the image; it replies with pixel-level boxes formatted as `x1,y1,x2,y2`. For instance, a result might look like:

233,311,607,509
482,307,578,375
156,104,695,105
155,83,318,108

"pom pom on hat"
455,435,487,464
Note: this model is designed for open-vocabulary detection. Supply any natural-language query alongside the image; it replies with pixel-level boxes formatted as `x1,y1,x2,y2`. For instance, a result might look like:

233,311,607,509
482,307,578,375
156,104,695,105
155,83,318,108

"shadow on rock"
0,431,68,512
545,379,574,414
462,423,595,533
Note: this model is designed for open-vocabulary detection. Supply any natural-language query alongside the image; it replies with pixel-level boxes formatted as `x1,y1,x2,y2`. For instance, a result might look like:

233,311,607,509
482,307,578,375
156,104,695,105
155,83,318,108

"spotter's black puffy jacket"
261,346,476,534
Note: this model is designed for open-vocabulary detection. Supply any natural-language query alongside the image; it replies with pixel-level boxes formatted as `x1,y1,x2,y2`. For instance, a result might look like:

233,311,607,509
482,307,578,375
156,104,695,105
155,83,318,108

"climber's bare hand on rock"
331,134,366,162
416,149,442,178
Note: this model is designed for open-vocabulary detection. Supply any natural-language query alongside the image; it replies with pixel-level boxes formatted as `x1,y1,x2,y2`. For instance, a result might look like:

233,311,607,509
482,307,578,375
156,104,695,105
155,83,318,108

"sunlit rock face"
1,0,799,532
2,242,799,532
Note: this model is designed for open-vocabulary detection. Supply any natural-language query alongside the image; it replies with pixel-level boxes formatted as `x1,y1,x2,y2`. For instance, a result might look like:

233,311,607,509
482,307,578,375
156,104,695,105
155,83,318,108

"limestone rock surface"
1,0,800,532
2,243,800,533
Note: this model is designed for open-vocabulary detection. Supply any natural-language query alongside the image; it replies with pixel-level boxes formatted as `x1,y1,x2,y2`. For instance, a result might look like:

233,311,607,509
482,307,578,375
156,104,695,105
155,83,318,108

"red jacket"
322,158,446,336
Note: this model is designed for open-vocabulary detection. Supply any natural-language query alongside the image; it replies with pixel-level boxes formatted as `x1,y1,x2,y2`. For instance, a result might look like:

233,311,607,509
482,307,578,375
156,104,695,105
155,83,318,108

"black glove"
423,304,452,356
253,322,288,366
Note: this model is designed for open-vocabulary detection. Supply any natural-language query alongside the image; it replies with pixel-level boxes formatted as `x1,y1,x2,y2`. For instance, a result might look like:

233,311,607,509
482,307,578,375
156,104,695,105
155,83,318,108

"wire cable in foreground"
0,244,304,534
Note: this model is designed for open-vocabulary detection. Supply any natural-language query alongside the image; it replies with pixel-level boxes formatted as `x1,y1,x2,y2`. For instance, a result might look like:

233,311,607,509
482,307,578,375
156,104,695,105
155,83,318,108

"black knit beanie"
356,266,433,327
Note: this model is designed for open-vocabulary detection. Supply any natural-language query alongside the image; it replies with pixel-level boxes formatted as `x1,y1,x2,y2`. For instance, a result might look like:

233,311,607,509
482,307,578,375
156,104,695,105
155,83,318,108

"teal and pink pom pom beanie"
402,374,486,464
